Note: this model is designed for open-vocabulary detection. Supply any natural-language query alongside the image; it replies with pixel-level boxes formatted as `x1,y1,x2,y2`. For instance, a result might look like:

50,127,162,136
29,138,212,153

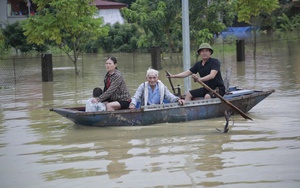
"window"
7,0,36,16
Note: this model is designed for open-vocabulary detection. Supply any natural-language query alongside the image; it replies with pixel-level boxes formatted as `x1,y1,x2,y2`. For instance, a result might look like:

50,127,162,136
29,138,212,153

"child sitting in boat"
85,87,106,112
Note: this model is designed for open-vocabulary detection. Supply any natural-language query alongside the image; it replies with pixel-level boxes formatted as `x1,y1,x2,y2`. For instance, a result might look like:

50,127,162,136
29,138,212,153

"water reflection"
19,117,299,187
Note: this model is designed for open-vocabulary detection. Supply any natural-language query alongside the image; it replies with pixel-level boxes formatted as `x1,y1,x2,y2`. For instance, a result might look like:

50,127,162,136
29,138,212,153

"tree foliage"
0,30,9,57
2,21,46,54
122,0,236,54
23,0,109,74
99,23,141,53
230,0,279,25
230,0,279,58
189,0,235,46
122,0,181,53
277,13,300,32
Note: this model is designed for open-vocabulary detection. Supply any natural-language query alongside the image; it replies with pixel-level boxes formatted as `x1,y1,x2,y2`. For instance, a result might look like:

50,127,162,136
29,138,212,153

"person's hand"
191,74,199,82
129,103,136,109
178,98,185,105
165,71,173,78
91,98,99,104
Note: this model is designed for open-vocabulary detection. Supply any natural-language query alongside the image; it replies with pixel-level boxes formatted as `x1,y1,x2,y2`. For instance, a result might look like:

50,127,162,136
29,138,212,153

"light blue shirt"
130,80,179,107
147,84,160,105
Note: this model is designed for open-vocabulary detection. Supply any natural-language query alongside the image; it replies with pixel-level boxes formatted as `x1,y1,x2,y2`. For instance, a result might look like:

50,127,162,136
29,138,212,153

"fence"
0,56,41,87
1,36,300,87
0,55,82,87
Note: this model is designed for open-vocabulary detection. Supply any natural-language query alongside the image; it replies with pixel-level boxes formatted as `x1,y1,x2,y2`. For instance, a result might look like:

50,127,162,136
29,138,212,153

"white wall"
0,0,8,28
97,9,124,25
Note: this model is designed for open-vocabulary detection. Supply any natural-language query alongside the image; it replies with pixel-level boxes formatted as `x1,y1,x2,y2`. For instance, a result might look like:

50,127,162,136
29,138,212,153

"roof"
94,0,127,9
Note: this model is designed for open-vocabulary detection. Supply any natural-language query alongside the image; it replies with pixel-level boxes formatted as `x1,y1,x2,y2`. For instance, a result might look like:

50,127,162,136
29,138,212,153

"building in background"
94,0,127,25
0,0,127,29
0,0,37,28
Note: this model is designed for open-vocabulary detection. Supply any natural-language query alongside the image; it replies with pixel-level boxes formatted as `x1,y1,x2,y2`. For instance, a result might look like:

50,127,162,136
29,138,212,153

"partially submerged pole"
41,54,53,82
182,0,191,93
236,39,245,61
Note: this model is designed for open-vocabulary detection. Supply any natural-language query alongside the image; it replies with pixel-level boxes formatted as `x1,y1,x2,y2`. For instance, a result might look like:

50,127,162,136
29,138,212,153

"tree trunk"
151,46,162,70
166,31,173,62
73,51,80,75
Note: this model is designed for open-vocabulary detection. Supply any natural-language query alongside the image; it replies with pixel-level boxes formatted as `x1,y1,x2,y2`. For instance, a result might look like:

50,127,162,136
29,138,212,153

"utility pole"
182,0,191,93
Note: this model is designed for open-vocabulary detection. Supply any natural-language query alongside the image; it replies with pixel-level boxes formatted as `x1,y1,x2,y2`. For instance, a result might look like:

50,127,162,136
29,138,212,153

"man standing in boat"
167,43,225,101
129,68,185,109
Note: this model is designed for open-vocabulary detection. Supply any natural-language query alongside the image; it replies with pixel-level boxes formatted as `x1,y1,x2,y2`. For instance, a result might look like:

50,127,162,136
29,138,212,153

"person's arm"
129,83,144,109
192,69,218,83
98,73,123,102
168,70,193,78
164,85,185,105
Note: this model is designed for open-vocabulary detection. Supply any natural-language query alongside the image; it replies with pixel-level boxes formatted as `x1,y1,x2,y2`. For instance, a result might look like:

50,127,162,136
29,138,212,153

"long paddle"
196,79,253,121
165,71,176,94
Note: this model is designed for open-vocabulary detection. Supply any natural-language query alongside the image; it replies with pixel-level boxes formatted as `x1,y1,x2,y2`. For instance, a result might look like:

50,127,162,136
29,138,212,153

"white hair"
146,68,159,77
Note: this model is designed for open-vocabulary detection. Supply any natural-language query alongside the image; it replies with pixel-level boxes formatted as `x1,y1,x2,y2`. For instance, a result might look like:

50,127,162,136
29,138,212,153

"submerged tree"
230,0,279,58
122,0,182,61
23,0,109,74
189,0,235,46
122,0,235,59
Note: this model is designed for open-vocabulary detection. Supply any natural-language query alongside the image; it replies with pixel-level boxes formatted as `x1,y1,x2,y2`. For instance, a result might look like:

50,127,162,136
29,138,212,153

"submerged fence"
1,36,300,87
0,56,41,87
0,55,81,87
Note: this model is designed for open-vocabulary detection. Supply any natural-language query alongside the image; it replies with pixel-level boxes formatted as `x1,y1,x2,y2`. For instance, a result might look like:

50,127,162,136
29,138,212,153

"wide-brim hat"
197,43,213,54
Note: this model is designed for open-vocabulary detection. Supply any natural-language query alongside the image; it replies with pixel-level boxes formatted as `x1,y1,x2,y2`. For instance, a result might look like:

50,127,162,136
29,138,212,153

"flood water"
1,38,300,187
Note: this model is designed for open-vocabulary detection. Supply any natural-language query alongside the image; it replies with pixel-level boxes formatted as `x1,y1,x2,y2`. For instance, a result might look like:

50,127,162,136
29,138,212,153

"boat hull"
50,89,274,126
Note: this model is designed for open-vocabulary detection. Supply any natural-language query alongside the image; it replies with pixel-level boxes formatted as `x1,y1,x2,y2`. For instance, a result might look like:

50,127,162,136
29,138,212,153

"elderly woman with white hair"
129,68,185,109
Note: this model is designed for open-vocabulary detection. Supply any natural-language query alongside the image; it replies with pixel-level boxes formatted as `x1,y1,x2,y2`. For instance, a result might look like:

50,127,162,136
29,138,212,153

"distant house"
94,0,127,25
0,0,127,29
0,0,37,28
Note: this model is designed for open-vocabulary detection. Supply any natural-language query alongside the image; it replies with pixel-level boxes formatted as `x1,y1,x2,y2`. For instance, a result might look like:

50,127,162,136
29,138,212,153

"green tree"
189,0,235,47
122,0,182,60
93,23,141,53
2,21,46,54
0,30,9,57
23,0,109,74
277,13,300,32
230,0,279,58
122,0,235,58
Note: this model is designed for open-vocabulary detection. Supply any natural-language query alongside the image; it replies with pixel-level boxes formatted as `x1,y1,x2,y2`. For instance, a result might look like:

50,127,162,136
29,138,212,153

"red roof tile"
94,0,127,9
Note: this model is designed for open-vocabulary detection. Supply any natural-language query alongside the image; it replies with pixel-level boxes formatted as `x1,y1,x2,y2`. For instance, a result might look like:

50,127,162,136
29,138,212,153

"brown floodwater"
0,38,300,187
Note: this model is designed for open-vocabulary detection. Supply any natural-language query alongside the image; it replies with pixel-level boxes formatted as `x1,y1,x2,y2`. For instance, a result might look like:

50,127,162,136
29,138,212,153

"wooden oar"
165,71,176,94
196,79,253,121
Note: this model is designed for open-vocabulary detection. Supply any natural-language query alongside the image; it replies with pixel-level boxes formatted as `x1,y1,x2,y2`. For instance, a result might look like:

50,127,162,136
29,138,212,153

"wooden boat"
50,87,275,126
